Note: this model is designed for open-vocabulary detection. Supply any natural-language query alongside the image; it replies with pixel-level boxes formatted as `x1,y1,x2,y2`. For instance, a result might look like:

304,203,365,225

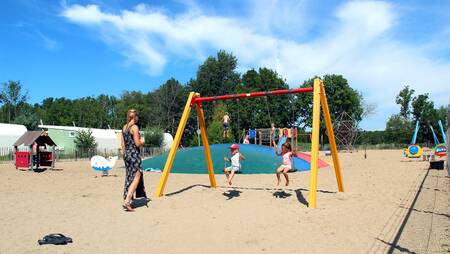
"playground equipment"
404,121,423,158
333,111,359,152
154,78,343,208
90,155,118,176
13,131,57,170
432,120,447,158
404,120,448,159
247,127,298,147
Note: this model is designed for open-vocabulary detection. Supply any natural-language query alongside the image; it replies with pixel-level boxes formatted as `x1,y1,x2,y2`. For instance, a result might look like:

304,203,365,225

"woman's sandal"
122,201,134,212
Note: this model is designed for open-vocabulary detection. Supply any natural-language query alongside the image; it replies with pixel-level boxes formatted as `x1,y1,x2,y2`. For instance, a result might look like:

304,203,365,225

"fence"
0,147,165,163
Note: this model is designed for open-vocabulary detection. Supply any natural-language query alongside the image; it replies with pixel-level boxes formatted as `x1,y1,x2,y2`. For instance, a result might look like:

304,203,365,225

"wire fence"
0,147,165,163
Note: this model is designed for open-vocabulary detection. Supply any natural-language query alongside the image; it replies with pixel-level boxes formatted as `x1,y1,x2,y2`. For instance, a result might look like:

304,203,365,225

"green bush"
74,129,97,149
143,127,164,147
206,121,234,144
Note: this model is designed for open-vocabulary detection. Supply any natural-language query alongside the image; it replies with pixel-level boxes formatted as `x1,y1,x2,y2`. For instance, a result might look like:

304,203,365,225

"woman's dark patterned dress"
122,126,146,199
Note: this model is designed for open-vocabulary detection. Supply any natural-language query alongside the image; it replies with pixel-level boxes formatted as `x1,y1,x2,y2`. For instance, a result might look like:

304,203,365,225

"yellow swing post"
320,83,344,192
308,79,322,208
308,78,345,208
155,92,195,197
194,101,217,188
155,92,217,197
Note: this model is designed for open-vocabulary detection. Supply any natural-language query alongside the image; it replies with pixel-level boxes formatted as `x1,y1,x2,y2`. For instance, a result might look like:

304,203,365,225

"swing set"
154,78,344,208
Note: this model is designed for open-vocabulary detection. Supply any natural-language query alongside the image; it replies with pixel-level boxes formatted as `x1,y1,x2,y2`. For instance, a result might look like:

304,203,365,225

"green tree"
0,80,28,123
14,102,39,130
37,97,74,126
412,94,435,122
74,129,97,150
385,114,413,144
236,68,293,131
296,75,364,136
411,94,436,144
115,91,152,128
206,101,235,144
395,85,415,118
188,50,241,123
151,78,187,134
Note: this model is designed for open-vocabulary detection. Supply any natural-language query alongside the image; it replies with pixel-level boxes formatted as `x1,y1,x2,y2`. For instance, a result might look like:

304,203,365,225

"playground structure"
13,130,57,170
404,121,423,158
431,120,447,158
154,78,344,208
247,127,298,147
90,155,118,176
333,111,359,152
404,120,447,159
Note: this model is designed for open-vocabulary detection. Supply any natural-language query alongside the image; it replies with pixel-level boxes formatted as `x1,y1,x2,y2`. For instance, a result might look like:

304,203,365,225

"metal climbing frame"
154,78,344,208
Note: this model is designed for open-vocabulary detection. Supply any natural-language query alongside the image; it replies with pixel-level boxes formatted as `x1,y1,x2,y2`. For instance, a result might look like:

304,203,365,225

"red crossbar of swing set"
191,87,314,105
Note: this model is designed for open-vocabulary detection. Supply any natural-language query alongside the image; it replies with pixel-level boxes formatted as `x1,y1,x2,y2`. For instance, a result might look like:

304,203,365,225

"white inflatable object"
90,155,118,171
162,133,174,151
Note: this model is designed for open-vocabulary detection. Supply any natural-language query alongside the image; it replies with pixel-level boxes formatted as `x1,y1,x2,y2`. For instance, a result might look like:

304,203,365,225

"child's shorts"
280,165,291,170
225,166,241,172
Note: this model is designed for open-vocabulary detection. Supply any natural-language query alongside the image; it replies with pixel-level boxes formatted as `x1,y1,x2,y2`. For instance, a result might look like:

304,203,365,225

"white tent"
0,123,27,147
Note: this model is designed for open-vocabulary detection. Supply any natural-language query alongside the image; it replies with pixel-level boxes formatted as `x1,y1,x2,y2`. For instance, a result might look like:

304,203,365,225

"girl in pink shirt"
275,142,293,186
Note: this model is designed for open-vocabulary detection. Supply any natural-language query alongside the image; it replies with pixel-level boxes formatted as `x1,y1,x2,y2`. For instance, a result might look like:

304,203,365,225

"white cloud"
61,1,450,130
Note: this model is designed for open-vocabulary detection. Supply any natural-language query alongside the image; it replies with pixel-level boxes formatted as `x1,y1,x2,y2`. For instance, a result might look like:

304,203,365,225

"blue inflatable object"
142,144,328,174
408,145,419,155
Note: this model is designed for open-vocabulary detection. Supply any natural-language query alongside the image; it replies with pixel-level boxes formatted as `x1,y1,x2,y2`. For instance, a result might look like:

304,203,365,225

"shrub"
143,127,164,147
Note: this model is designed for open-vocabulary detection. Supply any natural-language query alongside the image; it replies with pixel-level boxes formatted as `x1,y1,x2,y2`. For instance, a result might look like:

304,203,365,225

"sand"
0,150,448,254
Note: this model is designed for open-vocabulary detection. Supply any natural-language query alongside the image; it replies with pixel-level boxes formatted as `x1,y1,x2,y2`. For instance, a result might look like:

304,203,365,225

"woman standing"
121,109,145,212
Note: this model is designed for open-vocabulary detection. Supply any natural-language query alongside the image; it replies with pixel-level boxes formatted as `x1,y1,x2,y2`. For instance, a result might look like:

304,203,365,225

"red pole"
192,87,313,104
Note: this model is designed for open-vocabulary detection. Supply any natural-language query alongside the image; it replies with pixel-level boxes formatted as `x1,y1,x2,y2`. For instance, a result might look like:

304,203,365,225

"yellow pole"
320,84,344,192
155,92,195,197
195,102,217,187
308,78,322,208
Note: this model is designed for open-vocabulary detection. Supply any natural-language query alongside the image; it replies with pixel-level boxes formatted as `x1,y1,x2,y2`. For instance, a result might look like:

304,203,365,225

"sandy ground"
0,150,448,254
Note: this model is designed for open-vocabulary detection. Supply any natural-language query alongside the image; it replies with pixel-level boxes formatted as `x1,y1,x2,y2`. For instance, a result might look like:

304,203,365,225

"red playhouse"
13,131,57,170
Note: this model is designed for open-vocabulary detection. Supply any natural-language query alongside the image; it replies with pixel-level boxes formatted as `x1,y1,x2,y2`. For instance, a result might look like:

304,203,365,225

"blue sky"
1,0,449,130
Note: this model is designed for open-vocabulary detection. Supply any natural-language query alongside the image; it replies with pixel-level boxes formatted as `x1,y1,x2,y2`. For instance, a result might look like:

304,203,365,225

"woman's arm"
131,125,144,147
120,133,125,153
240,154,246,160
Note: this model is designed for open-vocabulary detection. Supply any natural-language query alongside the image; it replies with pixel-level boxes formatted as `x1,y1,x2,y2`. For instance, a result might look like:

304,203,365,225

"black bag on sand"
38,234,73,245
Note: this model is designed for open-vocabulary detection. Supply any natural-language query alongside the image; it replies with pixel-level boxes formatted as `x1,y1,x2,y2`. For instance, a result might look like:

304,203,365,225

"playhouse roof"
14,131,57,147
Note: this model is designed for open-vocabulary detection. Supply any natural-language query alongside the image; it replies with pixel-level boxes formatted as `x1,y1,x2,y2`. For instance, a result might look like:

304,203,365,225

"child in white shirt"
224,144,246,186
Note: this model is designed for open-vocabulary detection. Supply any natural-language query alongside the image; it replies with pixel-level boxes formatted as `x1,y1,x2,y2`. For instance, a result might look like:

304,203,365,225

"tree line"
1,50,445,147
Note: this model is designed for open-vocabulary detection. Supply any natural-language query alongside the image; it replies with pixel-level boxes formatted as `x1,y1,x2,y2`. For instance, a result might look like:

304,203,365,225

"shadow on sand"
222,190,242,200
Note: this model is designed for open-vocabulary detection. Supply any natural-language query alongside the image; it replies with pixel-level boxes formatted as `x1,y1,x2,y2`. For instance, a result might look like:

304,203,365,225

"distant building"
38,125,120,152
0,123,28,147
37,125,174,152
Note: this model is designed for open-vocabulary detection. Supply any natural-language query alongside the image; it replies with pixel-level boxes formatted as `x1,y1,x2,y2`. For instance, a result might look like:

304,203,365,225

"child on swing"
275,142,293,186
223,144,246,186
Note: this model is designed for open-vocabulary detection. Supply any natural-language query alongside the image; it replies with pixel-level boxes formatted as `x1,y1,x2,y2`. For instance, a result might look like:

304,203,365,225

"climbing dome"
142,144,328,174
